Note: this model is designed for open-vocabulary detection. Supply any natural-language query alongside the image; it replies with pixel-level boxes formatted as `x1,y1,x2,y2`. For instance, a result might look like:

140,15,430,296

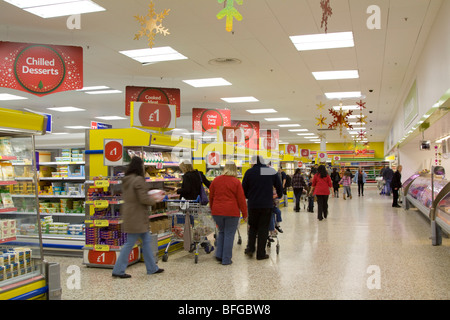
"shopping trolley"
162,196,215,264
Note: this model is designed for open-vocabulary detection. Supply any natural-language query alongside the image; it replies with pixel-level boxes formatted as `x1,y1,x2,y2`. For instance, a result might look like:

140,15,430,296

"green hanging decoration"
217,0,243,32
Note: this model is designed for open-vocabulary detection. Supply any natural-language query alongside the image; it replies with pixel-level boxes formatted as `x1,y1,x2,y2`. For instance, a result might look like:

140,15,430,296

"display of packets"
85,225,127,246
0,247,33,282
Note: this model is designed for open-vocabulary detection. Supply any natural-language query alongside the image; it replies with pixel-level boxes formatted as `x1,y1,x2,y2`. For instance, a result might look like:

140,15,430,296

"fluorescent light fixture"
50,132,69,135
47,106,85,112
4,0,106,18
436,134,450,143
348,127,366,131
264,118,290,122
221,96,259,103
182,78,231,88
333,105,361,111
64,126,90,129
310,139,321,142
297,133,315,136
0,93,28,100
305,136,319,139
289,32,354,51
348,131,358,135
95,116,127,120
182,132,201,136
278,124,301,128
288,129,308,132
325,91,362,99
312,70,359,80
77,86,109,91
348,115,364,119
85,90,122,95
119,47,188,64
246,109,277,114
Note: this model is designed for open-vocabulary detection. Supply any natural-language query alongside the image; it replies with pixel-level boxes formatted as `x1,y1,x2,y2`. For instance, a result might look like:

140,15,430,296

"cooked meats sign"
0,41,83,96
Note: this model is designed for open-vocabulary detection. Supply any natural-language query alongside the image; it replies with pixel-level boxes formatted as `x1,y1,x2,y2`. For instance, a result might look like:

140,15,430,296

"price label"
95,180,110,188
94,244,110,252
93,200,109,208
104,139,123,166
94,220,109,227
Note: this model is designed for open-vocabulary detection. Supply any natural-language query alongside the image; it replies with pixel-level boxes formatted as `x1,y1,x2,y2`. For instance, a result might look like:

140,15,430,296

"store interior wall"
385,0,450,153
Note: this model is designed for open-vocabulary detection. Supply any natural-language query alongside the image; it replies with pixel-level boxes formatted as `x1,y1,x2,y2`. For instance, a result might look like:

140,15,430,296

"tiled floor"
47,186,450,300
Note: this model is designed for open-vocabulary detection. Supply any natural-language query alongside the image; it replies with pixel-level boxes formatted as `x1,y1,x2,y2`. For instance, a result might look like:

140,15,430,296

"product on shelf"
0,163,14,180
85,224,127,246
0,247,34,282
0,219,16,240
0,138,13,156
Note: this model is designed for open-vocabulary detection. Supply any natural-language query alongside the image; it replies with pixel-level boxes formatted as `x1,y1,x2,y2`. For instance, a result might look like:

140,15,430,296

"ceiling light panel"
64,126,90,129
5,0,106,18
333,105,361,111
312,70,359,80
289,32,354,51
297,133,315,136
182,78,231,88
77,86,109,91
278,124,301,128
47,106,85,112
221,97,258,103
288,129,308,132
85,90,122,95
246,109,277,114
95,116,127,120
0,93,28,100
119,47,188,64
264,118,290,122
325,91,362,99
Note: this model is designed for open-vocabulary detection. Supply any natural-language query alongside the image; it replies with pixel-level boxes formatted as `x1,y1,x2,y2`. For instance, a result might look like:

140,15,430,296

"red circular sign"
137,88,170,104
14,45,65,94
235,121,254,141
201,109,224,132
138,103,172,128
208,152,220,166
104,141,123,162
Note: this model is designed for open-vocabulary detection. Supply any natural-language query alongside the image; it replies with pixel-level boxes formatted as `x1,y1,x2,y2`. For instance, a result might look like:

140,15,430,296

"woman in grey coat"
112,156,165,278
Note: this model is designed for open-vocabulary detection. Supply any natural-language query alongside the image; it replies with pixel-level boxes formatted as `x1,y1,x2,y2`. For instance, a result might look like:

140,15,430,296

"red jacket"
311,174,332,195
209,175,248,219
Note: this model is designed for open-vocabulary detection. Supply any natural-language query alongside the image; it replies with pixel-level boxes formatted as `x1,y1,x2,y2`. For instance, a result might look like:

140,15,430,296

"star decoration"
356,130,367,141
317,132,327,140
356,100,366,110
316,115,327,128
357,115,368,125
316,102,326,111
320,0,333,33
134,1,171,48
217,0,243,32
328,108,353,136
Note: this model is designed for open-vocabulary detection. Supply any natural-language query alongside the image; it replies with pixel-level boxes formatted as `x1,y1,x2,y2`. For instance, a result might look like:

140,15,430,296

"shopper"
269,187,283,242
330,167,341,198
339,171,353,200
209,162,247,265
292,168,306,212
242,155,283,260
391,165,403,208
383,166,394,196
112,156,165,279
177,160,211,200
307,171,315,212
278,166,288,207
310,165,332,221
353,167,368,196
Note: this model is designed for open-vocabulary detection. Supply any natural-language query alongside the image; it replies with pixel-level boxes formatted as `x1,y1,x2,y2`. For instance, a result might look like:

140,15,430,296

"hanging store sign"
125,86,180,118
231,120,260,150
0,41,83,96
104,139,123,166
285,144,299,156
130,102,176,129
192,108,231,133
259,129,279,151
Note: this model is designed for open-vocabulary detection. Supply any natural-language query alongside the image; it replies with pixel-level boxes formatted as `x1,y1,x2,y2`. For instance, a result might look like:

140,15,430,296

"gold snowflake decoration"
134,1,170,48
316,101,326,111
316,115,327,128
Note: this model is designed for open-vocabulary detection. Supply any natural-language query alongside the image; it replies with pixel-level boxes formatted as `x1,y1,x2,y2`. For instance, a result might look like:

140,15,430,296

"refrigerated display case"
0,108,60,300
405,175,450,219
436,190,450,235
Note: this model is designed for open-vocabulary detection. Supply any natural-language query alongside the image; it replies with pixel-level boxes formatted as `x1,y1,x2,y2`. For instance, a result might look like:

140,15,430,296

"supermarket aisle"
48,186,450,300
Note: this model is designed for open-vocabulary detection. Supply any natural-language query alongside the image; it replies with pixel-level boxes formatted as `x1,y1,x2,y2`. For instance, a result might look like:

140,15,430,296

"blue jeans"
269,206,282,230
112,232,159,275
213,215,239,265
385,179,392,195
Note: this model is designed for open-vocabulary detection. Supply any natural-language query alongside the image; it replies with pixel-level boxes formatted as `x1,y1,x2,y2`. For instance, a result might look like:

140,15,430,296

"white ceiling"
0,0,443,144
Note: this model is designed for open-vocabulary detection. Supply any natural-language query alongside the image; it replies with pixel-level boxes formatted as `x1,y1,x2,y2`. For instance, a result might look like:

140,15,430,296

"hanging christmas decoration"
356,129,367,141
320,0,333,33
328,106,353,137
134,1,171,48
217,0,243,32
315,101,327,128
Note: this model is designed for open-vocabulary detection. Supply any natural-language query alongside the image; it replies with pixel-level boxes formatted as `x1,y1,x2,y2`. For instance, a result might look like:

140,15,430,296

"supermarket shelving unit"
0,108,60,300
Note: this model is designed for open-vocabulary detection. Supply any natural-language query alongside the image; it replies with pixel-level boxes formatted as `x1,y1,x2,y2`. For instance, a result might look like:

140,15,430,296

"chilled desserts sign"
0,41,83,96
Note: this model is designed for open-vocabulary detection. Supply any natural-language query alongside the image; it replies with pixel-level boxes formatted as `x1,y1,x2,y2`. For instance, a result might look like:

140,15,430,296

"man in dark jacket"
391,165,402,208
242,155,283,260
383,166,394,196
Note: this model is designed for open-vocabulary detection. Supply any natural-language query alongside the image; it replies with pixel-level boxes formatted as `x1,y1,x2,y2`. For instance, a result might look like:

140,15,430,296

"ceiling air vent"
208,58,242,66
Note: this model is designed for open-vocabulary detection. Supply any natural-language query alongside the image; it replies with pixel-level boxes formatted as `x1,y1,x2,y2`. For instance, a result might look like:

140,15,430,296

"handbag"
198,172,209,205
